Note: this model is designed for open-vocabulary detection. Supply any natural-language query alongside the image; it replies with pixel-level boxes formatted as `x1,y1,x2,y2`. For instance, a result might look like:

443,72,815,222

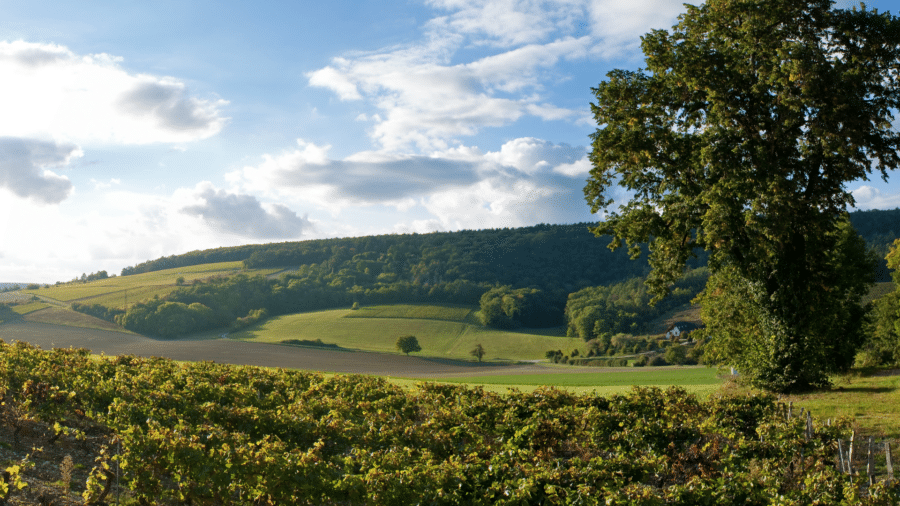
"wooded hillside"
101,210,900,337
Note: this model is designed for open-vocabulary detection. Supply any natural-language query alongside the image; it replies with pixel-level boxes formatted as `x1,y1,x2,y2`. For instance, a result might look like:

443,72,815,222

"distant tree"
175,276,185,286
396,335,421,356
664,343,687,366
351,301,360,310
470,343,485,362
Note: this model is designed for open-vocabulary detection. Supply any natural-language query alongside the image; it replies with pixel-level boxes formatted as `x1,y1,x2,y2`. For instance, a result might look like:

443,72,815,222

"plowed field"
0,321,576,378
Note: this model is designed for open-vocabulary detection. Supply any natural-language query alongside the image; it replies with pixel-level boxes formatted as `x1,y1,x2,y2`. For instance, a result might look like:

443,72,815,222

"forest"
69,209,900,343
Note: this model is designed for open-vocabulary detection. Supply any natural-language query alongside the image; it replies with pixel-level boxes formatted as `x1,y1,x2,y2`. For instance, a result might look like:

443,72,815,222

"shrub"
649,355,668,366
665,343,688,365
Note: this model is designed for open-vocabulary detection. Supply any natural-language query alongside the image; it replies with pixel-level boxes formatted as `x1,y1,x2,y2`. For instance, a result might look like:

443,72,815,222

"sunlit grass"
720,369,900,440
231,307,582,362
23,262,282,307
345,303,476,322
11,301,51,315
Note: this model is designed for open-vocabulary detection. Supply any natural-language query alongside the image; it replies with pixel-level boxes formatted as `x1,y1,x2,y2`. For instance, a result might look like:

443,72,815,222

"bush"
664,343,688,365
649,355,668,366
633,355,648,367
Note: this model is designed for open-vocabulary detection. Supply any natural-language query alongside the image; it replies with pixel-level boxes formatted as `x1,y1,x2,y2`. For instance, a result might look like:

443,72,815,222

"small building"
664,321,703,340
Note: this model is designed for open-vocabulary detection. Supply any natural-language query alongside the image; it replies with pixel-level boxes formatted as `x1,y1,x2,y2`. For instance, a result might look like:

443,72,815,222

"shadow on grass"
831,385,894,394
418,356,533,368
279,339,345,351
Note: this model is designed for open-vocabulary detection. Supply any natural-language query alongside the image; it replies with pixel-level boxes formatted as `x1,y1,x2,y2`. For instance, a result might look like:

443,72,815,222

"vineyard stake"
849,431,856,475
838,440,847,474
886,441,894,482
867,437,874,486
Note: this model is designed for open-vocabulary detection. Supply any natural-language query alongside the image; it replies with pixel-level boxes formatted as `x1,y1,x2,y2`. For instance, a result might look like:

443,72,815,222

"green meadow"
231,304,584,362
24,261,283,308
11,301,51,315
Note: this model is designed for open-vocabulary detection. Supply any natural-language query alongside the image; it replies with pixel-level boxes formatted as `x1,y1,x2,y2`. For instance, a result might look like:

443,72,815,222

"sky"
0,0,898,283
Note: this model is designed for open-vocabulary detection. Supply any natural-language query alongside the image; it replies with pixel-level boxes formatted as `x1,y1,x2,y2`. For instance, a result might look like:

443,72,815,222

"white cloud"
227,138,487,210
0,40,228,145
307,65,363,101
180,183,312,239
851,185,900,210
228,136,597,230
425,0,586,47
307,0,687,152
0,187,216,283
91,178,122,190
553,156,591,177
588,0,687,54
0,137,80,203
480,137,587,175
308,33,588,151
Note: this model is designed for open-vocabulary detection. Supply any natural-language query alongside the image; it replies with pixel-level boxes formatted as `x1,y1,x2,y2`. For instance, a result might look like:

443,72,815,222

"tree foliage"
698,217,878,386
478,286,561,329
396,335,421,355
470,343,486,362
585,0,900,392
865,239,900,367
565,268,707,341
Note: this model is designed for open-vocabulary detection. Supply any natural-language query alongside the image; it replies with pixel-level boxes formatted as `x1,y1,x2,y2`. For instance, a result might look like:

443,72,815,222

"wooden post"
788,402,793,421
849,431,856,475
886,441,894,482
805,411,813,440
867,437,875,486
838,440,847,474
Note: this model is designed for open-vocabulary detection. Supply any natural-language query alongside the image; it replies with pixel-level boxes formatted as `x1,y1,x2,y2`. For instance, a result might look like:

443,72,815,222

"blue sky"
0,0,897,283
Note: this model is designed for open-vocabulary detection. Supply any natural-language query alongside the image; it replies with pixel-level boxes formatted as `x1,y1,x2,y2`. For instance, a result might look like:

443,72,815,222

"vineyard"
0,341,898,505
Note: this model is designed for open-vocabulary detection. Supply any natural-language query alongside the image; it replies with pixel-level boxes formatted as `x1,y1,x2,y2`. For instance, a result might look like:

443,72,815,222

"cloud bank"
227,137,594,230
0,40,228,144
181,184,312,239
0,137,80,204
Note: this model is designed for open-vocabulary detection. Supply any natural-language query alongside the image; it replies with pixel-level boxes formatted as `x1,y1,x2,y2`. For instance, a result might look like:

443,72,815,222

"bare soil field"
0,321,581,378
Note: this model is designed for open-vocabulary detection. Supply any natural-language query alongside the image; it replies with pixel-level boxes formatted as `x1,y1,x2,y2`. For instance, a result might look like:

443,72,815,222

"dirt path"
0,321,586,378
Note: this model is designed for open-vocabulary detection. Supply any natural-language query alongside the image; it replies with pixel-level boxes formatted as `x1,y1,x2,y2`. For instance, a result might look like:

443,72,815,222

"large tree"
585,0,900,392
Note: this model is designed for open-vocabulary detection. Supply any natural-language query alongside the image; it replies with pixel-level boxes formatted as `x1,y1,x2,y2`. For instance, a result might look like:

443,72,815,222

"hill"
119,208,900,281
12,209,900,339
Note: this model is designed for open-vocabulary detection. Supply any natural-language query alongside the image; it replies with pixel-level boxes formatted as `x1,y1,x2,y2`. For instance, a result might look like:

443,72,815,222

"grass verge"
720,369,900,440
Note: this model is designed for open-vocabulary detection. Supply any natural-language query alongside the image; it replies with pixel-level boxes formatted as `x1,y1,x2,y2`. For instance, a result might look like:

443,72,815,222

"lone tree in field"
470,343,486,362
585,0,899,392
396,335,421,356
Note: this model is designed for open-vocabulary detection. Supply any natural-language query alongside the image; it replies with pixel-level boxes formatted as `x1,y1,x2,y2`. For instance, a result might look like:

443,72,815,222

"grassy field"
718,370,900,440
11,301,51,315
232,305,581,362
425,366,720,387
344,303,476,323
23,262,283,308
22,307,131,333
395,366,723,397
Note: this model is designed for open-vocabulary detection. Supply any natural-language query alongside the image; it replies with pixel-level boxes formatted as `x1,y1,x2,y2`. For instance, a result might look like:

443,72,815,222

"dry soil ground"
0,321,582,378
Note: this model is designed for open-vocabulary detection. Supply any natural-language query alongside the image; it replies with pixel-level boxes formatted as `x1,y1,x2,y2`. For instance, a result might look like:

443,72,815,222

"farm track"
0,321,589,378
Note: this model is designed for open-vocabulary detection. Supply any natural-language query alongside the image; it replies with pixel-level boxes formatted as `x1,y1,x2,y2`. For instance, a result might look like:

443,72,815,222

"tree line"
73,209,900,339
